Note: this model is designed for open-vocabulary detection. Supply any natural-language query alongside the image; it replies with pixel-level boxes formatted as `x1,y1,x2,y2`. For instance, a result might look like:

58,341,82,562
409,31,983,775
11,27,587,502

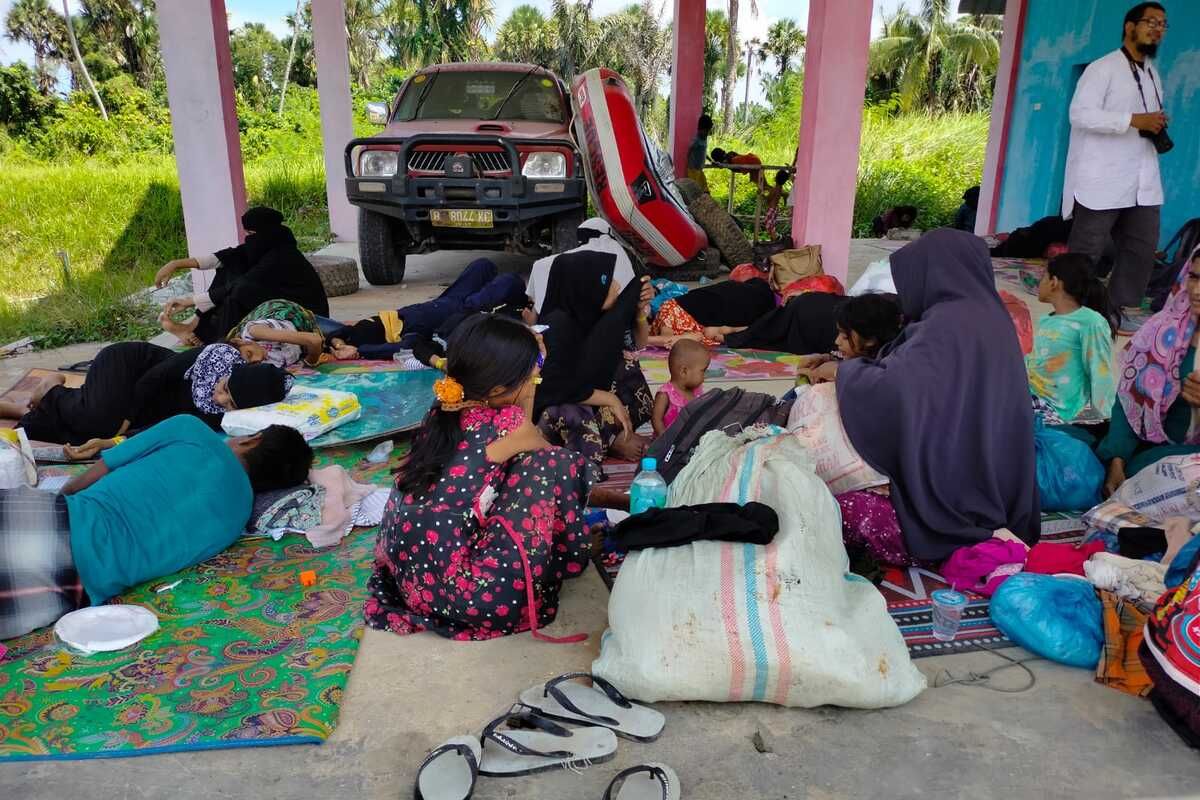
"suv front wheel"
358,209,409,286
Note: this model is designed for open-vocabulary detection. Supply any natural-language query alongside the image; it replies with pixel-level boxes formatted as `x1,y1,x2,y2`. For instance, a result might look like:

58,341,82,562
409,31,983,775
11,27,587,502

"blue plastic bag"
650,279,689,317
1034,419,1104,511
990,573,1103,668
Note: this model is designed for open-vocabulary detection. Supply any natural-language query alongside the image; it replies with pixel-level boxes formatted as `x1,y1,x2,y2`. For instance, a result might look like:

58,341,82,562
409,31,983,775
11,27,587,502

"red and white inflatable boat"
571,68,708,268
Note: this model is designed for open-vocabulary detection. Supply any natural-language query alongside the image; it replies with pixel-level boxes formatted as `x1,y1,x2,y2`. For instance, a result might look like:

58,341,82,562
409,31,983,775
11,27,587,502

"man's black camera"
1140,125,1174,154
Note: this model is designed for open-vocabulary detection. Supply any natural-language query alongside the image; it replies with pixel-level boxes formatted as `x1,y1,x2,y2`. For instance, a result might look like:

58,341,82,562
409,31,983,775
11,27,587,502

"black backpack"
1147,218,1200,312
646,387,786,484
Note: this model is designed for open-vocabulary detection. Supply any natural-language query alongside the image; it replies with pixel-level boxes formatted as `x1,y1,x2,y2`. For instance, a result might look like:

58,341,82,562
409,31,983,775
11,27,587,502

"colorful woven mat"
0,444,400,761
637,347,803,385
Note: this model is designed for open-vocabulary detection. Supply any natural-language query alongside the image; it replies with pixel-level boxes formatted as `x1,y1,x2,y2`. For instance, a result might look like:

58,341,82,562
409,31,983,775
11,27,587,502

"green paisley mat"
0,444,404,761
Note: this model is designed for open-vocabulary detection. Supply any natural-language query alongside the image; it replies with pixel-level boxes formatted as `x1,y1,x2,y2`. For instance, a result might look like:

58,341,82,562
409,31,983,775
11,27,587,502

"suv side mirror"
365,101,388,126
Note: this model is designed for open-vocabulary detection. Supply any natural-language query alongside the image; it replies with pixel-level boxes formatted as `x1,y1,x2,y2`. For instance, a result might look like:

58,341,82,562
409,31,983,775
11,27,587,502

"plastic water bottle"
630,457,668,514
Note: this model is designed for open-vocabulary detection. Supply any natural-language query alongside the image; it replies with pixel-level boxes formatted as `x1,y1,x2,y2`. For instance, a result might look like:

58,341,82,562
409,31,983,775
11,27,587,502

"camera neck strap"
1121,47,1162,113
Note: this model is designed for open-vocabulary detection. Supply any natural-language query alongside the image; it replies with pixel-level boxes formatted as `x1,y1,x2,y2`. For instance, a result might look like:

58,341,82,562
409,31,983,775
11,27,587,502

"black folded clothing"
1118,527,1168,560
613,502,779,551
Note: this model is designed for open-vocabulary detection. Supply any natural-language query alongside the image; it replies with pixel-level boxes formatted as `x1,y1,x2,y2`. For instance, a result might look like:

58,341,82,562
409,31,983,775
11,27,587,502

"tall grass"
0,156,332,347
710,110,990,238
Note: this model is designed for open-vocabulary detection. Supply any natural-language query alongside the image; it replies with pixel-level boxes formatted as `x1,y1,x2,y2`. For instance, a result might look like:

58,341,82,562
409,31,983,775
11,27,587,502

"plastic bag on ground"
1034,419,1104,511
990,573,1103,668
593,427,925,709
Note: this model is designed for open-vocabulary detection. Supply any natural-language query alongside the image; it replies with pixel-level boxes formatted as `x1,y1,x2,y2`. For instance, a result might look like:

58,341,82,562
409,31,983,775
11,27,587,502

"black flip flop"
477,704,617,777
414,736,480,800
604,764,681,800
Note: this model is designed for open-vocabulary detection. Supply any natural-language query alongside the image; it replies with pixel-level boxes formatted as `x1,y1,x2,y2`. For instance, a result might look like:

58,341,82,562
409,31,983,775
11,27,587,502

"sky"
0,0,918,105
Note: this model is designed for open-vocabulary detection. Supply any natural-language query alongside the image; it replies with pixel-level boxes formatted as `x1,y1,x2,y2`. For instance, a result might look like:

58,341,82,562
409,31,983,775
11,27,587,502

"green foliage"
0,62,56,133
0,157,332,347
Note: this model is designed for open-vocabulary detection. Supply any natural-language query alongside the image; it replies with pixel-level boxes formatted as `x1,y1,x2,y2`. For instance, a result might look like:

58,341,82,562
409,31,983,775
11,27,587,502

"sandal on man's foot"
477,704,617,777
518,673,665,742
603,764,681,800
414,736,480,800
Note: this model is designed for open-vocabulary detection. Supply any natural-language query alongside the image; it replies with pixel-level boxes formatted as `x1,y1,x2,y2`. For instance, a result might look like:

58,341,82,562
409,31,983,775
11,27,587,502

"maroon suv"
345,63,587,285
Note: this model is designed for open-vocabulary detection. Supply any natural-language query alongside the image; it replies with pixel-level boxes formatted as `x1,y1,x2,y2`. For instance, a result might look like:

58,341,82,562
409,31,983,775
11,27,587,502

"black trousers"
1067,201,1160,308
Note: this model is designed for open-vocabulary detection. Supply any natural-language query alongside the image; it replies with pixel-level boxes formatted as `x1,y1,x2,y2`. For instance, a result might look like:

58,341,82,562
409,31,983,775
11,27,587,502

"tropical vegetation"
0,0,1003,347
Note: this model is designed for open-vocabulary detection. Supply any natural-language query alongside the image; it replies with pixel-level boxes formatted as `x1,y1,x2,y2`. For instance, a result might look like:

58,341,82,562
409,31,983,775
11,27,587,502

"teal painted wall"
997,0,1200,242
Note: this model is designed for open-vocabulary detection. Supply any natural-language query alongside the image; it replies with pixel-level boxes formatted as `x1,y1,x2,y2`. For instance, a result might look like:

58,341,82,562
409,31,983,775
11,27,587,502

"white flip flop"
518,673,665,742
477,705,617,778
604,764,682,800
414,736,480,800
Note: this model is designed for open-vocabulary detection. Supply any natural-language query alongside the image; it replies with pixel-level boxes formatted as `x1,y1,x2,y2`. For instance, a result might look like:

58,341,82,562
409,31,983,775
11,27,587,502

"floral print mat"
0,444,402,761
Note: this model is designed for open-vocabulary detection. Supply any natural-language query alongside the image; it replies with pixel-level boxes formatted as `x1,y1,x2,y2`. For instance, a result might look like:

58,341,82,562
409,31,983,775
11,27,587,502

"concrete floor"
3,241,1198,799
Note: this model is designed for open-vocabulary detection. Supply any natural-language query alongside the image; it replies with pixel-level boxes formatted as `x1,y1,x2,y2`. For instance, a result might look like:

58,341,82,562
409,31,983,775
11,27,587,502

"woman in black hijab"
535,250,654,464
156,207,329,346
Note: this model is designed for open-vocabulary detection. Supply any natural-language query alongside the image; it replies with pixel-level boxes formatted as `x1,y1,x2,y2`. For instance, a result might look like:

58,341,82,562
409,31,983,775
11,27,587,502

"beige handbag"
769,245,823,291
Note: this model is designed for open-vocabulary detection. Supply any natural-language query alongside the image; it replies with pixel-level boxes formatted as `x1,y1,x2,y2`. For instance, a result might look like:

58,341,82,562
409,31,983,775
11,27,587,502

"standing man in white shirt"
1063,2,1171,318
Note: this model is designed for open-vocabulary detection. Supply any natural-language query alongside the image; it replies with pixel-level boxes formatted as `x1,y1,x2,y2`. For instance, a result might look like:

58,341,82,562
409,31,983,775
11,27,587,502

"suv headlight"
522,151,567,179
359,150,399,177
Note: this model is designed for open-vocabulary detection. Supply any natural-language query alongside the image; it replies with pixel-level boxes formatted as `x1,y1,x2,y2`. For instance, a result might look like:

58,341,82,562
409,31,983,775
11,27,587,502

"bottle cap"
641,457,657,471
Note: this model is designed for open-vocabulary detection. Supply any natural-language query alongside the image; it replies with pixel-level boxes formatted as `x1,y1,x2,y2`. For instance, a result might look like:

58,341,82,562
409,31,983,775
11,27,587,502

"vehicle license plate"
430,209,493,228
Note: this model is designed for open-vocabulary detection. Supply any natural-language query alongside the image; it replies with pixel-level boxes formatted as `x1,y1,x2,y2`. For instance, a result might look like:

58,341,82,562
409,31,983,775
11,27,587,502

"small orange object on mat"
299,570,317,587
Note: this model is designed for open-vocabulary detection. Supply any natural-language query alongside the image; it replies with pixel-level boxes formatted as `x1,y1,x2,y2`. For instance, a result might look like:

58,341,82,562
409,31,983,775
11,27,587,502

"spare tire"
308,255,360,298
686,193,754,268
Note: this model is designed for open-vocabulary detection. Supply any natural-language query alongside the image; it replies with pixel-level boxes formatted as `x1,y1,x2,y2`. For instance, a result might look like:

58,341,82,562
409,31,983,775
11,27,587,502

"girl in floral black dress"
365,315,599,641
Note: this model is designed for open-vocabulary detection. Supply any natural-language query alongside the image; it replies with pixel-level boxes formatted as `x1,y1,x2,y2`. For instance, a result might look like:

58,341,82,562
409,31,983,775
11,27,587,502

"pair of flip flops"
414,673,677,799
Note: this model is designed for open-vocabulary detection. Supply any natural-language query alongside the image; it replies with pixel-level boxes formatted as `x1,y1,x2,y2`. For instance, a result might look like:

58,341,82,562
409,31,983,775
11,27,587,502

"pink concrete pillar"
158,0,247,292
790,0,874,283
977,0,1028,236
668,0,706,179
311,0,358,242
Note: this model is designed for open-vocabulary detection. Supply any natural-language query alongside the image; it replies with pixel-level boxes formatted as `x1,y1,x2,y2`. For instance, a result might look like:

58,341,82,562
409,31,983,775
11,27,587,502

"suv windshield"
393,70,566,123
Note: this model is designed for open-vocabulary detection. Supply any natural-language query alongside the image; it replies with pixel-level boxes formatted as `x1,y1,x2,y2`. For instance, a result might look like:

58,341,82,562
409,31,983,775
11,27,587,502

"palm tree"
868,0,1000,113
702,9,728,108
549,0,602,80
721,0,756,133
760,18,805,80
78,0,159,87
493,5,552,66
385,0,494,65
4,0,66,95
601,1,671,118
344,0,384,89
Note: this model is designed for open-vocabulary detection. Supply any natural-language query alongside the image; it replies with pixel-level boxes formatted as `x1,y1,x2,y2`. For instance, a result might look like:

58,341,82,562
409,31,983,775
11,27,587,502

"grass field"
0,156,332,347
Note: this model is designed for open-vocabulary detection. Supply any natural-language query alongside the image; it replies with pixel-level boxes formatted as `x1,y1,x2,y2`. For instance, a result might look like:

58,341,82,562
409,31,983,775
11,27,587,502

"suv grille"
408,150,511,174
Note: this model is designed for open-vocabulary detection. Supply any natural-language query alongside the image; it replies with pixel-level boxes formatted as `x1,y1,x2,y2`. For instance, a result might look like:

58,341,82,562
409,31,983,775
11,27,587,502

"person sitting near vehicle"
1097,248,1200,497
1027,254,1118,430
156,207,329,347
364,315,600,642
687,114,714,193
327,258,526,360
525,218,637,319
0,342,292,455
0,415,312,640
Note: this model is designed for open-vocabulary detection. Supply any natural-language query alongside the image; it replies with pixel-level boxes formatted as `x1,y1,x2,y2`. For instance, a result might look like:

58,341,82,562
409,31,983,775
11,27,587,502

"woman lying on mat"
1097,248,1200,497
156,207,329,347
1,342,291,455
1027,253,1117,430
534,250,656,464
225,298,326,369
0,415,312,641
365,315,605,642
831,230,1041,565
324,257,527,360
650,277,777,347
